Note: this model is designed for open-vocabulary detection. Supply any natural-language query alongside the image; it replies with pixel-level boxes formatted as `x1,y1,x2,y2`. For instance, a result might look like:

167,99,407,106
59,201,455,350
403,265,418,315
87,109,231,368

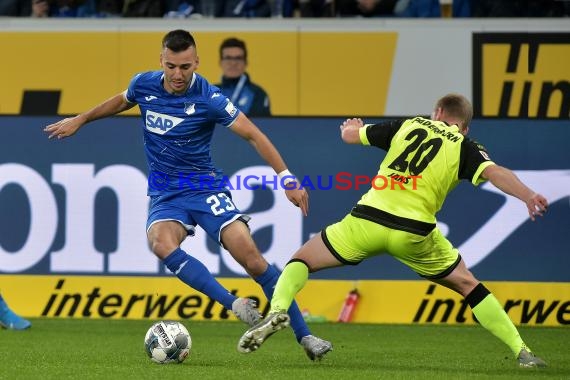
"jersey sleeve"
459,138,496,185
359,119,404,150
124,73,143,104
207,88,240,127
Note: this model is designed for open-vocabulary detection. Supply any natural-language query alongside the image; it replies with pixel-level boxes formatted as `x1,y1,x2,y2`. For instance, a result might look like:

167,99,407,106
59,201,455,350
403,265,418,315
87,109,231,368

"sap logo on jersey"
145,110,184,135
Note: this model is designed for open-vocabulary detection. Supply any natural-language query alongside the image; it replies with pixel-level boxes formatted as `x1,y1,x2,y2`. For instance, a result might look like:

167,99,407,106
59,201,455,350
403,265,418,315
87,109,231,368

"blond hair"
435,93,473,130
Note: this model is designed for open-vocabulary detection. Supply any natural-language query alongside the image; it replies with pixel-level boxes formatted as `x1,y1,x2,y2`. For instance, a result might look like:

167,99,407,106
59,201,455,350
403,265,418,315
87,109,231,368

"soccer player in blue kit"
44,29,332,361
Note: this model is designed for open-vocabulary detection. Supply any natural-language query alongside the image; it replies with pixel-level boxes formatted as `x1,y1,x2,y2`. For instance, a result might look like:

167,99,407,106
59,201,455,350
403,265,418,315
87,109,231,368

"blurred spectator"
281,0,335,17
213,0,271,17
84,0,124,17
122,0,165,17
53,0,92,16
22,0,97,17
215,37,271,117
4,0,568,18
396,0,439,17
451,0,470,17
0,0,30,16
472,0,569,17
163,0,203,18
471,0,525,17
384,0,471,18
337,0,397,17
31,0,50,17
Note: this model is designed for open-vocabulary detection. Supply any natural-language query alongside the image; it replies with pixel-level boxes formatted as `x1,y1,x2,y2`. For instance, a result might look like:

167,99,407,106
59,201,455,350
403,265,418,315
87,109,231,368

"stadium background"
0,18,568,326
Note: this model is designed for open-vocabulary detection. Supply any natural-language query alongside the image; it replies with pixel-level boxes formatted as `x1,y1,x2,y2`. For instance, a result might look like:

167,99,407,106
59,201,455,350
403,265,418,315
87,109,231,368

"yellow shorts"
323,213,460,279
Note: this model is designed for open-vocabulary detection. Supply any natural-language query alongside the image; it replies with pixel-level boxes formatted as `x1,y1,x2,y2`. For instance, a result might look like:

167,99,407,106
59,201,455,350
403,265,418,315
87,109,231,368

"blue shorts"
146,189,249,244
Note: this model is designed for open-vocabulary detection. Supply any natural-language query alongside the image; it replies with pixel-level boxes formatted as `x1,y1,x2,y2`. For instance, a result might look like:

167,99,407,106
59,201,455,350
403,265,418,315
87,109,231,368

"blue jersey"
125,71,240,195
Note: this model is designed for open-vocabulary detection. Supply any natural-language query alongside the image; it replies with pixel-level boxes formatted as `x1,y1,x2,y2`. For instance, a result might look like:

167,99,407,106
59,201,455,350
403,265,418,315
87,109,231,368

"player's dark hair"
436,93,473,130
219,37,248,62
162,30,196,52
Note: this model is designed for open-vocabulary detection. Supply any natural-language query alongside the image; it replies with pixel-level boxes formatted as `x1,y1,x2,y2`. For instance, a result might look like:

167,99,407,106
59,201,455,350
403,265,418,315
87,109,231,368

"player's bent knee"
149,240,177,260
239,252,268,276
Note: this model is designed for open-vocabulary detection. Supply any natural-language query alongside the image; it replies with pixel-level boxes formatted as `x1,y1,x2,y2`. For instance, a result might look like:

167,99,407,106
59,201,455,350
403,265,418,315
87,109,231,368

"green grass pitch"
0,319,568,380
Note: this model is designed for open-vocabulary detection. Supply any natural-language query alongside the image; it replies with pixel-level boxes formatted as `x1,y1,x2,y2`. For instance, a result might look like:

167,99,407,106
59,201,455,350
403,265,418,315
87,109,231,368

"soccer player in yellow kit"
237,93,549,368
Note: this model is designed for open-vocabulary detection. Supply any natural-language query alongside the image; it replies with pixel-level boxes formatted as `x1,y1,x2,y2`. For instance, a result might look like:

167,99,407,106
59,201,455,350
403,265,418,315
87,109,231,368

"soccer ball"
144,321,191,364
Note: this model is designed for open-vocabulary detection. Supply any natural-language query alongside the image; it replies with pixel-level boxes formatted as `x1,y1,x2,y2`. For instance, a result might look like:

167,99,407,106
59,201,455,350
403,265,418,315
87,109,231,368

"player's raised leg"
237,311,290,353
238,233,337,357
225,221,332,359
433,259,547,368
148,220,260,325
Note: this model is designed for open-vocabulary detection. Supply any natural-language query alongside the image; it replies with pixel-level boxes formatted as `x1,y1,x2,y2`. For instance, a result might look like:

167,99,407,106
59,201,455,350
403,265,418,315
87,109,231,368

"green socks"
469,285,525,357
270,260,309,314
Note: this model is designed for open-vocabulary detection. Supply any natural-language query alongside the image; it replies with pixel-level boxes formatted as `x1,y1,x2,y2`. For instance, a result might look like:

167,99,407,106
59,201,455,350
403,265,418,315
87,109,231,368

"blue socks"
255,264,311,342
163,248,236,310
164,249,312,343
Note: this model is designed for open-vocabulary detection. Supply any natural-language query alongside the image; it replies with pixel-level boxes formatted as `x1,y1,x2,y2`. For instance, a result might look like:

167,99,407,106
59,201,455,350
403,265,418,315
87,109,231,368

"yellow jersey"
356,117,495,227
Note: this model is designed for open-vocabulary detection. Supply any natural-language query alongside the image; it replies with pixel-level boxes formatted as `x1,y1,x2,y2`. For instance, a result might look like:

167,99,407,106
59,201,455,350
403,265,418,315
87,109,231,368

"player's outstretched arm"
230,113,309,216
340,118,364,144
44,92,134,139
482,164,549,221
